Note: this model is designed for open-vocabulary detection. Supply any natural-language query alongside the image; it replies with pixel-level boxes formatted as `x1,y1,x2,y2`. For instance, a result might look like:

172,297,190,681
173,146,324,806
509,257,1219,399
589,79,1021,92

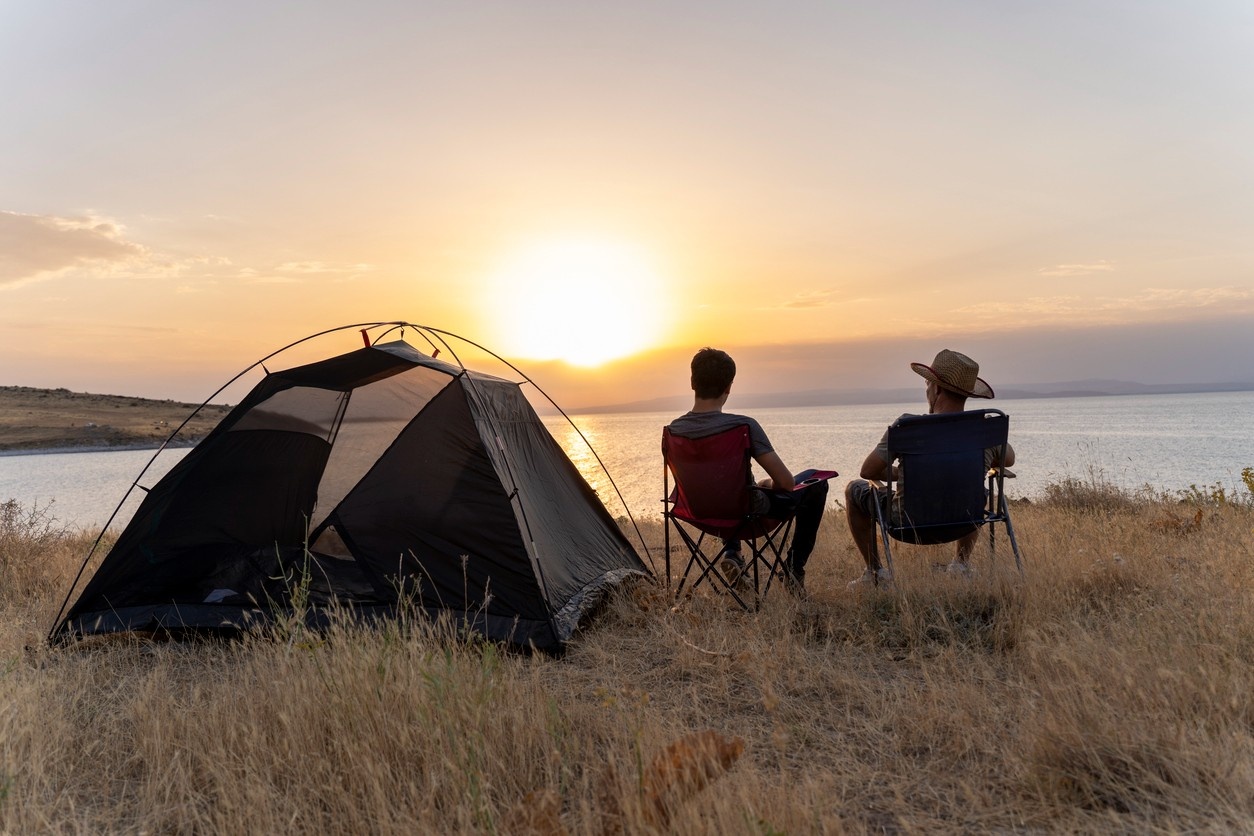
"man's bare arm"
994,442,1016,468
754,450,795,491
859,450,893,481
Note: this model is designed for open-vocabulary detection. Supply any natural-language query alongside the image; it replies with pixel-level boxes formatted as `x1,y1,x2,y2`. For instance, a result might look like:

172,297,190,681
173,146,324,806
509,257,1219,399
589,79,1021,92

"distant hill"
568,379,1254,415
0,386,231,453
997,379,1254,398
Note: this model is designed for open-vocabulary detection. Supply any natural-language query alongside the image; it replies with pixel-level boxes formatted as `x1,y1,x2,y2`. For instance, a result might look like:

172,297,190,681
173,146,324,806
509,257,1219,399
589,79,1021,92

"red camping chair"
662,425,794,609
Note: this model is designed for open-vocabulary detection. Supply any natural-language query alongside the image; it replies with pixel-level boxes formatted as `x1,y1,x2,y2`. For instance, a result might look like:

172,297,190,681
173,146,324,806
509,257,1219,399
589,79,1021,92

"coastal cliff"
0,386,230,453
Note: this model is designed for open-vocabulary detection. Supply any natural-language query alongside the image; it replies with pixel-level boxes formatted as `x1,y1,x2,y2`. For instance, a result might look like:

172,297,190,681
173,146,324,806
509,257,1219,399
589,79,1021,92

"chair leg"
664,511,672,592
667,517,798,611
1007,524,1024,575
1000,495,1024,575
730,536,769,611
663,467,671,591
670,524,757,611
871,500,895,577
749,521,792,603
749,547,760,600
670,525,709,600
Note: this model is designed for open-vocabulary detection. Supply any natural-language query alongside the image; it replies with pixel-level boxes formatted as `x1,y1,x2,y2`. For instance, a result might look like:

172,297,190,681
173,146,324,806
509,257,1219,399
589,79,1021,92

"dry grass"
2,486,1253,834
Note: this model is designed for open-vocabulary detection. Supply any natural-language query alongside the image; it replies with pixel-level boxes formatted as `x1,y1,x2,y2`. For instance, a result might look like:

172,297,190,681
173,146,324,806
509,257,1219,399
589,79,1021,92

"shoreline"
0,440,197,458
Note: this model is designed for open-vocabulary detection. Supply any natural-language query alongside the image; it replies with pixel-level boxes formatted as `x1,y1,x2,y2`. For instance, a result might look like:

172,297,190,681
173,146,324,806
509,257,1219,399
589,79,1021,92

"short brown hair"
691,348,736,399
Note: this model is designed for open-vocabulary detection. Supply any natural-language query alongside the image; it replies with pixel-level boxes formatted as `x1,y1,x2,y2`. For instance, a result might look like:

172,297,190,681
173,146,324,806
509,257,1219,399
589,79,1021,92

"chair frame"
662,425,794,609
870,408,1023,576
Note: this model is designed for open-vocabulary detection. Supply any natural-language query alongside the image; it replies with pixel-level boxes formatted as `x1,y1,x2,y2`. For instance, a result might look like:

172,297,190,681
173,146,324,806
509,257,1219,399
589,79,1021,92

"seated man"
668,347,828,595
844,349,1015,588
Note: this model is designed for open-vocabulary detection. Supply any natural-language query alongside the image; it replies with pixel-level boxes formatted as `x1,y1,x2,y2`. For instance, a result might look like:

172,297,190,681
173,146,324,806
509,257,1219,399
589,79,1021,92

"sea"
2,390,1251,532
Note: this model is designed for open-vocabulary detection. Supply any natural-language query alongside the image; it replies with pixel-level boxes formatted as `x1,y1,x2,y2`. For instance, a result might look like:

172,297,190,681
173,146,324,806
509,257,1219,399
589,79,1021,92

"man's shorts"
847,479,893,521
848,479,981,544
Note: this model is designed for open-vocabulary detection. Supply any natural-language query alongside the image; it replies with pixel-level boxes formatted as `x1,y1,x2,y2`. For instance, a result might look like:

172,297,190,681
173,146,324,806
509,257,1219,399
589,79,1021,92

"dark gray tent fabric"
55,340,648,650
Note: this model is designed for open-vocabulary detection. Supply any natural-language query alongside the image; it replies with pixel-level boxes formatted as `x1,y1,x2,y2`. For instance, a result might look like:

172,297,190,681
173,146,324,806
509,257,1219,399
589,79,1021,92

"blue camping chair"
871,409,1023,575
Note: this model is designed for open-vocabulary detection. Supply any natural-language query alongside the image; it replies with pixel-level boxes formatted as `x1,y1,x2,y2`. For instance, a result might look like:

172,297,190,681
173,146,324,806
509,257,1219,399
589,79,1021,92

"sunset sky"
3,2,1253,409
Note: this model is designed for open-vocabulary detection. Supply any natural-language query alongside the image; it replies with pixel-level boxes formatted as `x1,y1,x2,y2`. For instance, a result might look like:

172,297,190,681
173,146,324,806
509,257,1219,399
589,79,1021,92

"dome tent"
50,325,650,652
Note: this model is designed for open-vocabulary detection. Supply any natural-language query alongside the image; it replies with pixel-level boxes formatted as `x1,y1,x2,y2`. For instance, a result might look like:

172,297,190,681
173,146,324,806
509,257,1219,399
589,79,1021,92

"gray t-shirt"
666,411,774,456
666,411,774,514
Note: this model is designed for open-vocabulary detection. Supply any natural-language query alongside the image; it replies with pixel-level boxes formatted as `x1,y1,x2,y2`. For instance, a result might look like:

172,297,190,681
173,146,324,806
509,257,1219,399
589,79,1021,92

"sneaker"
847,567,893,590
717,548,745,585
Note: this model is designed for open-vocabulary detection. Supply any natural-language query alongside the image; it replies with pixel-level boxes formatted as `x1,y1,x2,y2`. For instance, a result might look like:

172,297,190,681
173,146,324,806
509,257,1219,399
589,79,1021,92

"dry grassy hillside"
0,386,231,452
1,483,1252,833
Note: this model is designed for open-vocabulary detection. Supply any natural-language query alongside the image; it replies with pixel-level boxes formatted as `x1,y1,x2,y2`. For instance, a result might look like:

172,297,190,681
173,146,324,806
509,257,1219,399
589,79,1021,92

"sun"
485,237,668,367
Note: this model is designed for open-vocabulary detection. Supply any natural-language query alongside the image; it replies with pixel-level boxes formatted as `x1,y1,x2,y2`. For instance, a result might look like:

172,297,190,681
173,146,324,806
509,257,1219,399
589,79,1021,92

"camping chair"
871,409,1023,576
662,425,795,609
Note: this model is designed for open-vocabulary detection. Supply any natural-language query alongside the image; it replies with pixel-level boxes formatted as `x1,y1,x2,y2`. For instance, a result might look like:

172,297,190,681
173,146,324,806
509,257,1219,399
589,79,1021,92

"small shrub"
1039,476,1143,513
1176,481,1236,507
0,498,69,602
1173,468,1254,508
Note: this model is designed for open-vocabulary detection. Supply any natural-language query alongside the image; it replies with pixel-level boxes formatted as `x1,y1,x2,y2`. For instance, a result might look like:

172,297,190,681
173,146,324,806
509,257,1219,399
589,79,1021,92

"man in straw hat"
844,349,1015,589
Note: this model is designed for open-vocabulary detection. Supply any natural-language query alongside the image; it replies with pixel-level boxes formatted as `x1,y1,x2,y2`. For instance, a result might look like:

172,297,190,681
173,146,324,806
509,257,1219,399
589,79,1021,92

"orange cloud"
1038,260,1115,277
954,287,1254,324
779,288,842,309
0,211,147,287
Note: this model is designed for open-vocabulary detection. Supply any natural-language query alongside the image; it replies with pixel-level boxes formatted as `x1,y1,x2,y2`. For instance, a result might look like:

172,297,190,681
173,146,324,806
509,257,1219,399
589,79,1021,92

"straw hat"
910,349,994,399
